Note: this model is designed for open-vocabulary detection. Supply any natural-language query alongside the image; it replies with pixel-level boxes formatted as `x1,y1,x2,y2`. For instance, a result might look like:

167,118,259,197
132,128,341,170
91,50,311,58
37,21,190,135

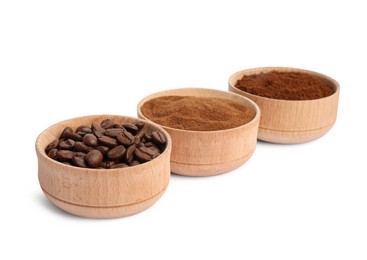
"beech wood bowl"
137,88,260,177
35,115,172,219
229,67,340,144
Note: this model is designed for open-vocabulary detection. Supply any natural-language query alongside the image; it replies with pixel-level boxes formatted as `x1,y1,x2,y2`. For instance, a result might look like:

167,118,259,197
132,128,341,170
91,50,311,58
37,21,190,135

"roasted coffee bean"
64,132,83,141
45,118,165,169
45,139,59,153
85,150,103,168
100,160,116,169
144,133,152,142
74,141,90,153
107,145,126,161
95,145,110,155
57,150,74,162
109,163,129,169
101,119,114,129
139,146,158,158
125,144,136,162
106,128,125,137
59,139,75,150
113,123,124,129
149,146,161,156
76,125,92,136
134,147,155,162
116,131,135,146
144,142,155,148
134,129,146,144
47,148,58,159
72,152,87,168
98,136,118,148
129,160,141,166
60,127,73,139
134,121,145,130
123,123,139,134
151,131,166,145
83,134,98,147
92,123,106,135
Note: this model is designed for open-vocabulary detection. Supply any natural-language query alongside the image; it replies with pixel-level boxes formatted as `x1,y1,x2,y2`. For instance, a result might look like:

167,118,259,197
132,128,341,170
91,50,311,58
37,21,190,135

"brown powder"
235,71,335,100
141,96,256,131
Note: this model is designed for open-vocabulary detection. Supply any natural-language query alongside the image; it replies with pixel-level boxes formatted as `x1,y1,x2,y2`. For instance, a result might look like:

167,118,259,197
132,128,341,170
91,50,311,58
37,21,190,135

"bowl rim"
35,114,172,172
137,87,261,134
228,66,340,102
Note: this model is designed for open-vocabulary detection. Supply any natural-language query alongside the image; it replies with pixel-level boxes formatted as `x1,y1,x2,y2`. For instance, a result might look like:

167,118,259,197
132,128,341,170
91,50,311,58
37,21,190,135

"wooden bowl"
137,88,260,177
229,67,340,144
35,115,172,219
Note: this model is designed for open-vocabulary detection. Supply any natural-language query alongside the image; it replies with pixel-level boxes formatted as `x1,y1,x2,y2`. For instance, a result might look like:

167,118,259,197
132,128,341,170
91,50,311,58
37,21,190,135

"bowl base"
42,186,167,219
171,149,255,176
257,124,334,144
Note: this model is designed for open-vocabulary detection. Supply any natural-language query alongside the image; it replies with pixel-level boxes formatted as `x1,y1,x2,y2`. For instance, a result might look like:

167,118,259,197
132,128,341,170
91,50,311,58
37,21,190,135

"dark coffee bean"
123,123,139,134
106,128,125,137
60,127,73,139
47,148,58,159
92,123,106,135
45,139,59,154
76,125,92,136
113,123,124,129
134,121,145,130
95,145,110,155
144,133,152,142
72,152,87,168
59,139,75,150
116,131,135,146
85,150,103,168
107,145,126,161
57,150,74,162
134,147,154,162
100,160,116,169
98,136,118,148
125,144,136,162
64,132,83,141
134,129,146,144
129,160,141,166
83,134,98,147
149,146,161,155
144,142,155,148
101,119,114,129
139,146,158,158
151,131,166,145
109,163,129,169
93,130,105,138
74,141,90,153
136,142,144,148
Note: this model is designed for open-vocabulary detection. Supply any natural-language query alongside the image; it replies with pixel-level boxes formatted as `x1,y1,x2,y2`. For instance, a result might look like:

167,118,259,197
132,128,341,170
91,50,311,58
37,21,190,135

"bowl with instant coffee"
137,88,260,176
35,115,172,218
229,67,340,144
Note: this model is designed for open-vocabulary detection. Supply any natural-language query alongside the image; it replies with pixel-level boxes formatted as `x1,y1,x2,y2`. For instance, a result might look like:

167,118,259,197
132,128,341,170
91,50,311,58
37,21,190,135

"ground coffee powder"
141,96,255,131
235,71,335,100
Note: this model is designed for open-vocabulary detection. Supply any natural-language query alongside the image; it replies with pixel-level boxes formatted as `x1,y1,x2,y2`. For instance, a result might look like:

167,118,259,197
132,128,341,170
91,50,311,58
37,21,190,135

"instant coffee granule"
141,96,255,131
235,71,335,100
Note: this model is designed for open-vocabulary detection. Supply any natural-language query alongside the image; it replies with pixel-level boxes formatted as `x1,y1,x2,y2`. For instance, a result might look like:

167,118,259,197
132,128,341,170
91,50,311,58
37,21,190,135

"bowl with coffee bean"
229,67,340,144
137,88,260,177
36,115,172,218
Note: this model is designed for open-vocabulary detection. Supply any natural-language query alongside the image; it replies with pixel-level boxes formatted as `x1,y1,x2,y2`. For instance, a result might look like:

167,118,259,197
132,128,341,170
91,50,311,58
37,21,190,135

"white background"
1,0,366,259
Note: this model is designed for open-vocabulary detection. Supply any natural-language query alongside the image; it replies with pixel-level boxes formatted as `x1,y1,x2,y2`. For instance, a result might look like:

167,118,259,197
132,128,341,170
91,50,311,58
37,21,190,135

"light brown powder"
141,96,256,131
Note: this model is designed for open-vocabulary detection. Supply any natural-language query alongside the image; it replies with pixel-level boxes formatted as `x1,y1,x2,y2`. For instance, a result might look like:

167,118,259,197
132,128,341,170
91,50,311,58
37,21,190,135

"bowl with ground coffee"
137,88,260,176
229,67,340,144
35,115,172,218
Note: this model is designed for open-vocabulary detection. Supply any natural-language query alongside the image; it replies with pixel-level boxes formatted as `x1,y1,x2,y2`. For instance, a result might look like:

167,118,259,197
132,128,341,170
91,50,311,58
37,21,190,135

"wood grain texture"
36,115,172,219
137,88,260,176
228,67,340,144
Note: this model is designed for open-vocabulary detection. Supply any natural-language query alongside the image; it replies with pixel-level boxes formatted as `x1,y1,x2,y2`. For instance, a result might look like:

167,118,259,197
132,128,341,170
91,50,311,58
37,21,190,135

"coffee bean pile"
45,119,167,169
